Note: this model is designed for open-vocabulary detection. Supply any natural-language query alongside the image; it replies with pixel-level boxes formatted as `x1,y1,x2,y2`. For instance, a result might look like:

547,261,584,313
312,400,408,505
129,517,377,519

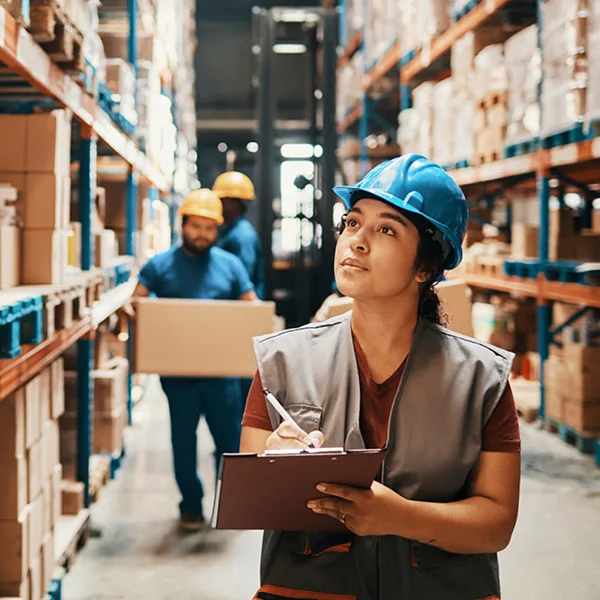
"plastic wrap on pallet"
398,0,419,56
411,82,435,159
432,79,454,166
473,45,507,101
417,0,452,48
504,25,541,145
364,0,398,68
541,0,589,136
337,51,364,123
343,0,363,43
452,92,476,164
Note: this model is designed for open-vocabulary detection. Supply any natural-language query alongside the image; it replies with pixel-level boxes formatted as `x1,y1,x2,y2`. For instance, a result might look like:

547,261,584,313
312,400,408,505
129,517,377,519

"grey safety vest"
252,312,514,600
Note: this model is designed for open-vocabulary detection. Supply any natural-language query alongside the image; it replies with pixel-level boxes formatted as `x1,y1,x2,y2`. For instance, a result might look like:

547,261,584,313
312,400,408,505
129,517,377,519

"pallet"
0,293,44,358
546,419,600,455
504,138,538,158
541,123,585,149
55,509,91,572
474,149,503,165
479,91,508,111
88,454,112,504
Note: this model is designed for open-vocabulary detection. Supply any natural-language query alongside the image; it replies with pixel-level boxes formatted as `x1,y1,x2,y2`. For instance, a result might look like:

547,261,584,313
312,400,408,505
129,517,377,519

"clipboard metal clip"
263,447,345,456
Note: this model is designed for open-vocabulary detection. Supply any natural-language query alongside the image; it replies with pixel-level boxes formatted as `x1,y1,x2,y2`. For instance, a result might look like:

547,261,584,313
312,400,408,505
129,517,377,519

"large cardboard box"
25,377,41,449
37,369,51,429
511,223,539,258
93,407,127,454
41,531,55,595
0,225,20,289
0,388,26,457
575,231,600,262
94,229,118,268
593,210,600,233
135,299,278,377
0,115,28,171
26,441,41,504
0,578,29,600
549,208,576,260
26,111,71,175
60,480,84,516
42,421,59,482
21,229,68,285
23,174,67,229
320,280,474,338
41,481,52,540
50,359,65,420
0,455,27,521
50,464,62,528
28,557,41,600
28,496,43,567
94,357,128,413
564,343,600,374
0,508,29,583
100,181,151,230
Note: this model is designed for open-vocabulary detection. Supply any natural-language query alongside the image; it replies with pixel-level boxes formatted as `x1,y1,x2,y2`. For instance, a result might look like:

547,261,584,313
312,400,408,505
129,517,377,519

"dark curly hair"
335,209,447,326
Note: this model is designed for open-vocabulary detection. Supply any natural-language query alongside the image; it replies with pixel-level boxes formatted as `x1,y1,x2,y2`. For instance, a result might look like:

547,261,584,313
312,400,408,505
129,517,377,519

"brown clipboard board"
210,448,386,532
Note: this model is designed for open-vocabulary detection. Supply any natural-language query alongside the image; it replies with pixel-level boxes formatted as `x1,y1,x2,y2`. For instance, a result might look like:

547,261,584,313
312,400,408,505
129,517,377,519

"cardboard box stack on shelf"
511,194,540,258
504,25,541,146
398,0,451,58
0,359,65,600
0,110,72,287
540,0,588,137
337,51,364,125
363,0,397,68
398,83,434,159
0,183,20,290
588,0,600,121
549,206,600,262
432,79,454,166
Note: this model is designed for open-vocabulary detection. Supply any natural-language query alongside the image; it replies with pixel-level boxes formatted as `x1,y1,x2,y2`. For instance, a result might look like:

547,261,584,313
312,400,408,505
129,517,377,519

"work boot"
180,512,205,533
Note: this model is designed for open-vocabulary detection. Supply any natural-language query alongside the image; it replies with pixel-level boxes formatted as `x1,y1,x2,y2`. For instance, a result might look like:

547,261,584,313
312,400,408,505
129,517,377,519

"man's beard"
182,237,215,256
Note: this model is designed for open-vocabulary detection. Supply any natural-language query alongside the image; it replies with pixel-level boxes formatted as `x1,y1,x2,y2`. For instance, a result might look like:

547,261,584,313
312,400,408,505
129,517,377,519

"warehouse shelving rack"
336,0,600,465
0,0,175,559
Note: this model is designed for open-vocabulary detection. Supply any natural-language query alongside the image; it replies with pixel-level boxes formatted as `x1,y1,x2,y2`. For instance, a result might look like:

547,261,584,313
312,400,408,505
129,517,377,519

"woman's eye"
380,226,395,236
347,219,359,228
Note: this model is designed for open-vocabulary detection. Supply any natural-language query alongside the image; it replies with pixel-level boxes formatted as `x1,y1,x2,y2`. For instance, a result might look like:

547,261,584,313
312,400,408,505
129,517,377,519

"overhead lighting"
217,142,228,153
281,143,314,158
273,43,307,54
314,145,323,158
247,142,259,154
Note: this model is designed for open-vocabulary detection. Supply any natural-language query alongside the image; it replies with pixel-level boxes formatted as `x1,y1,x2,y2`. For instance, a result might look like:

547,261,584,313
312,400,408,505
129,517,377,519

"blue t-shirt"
138,245,254,300
218,217,265,299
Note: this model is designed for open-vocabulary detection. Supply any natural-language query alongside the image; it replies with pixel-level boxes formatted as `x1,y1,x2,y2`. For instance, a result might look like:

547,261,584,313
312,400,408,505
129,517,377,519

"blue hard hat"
333,154,468,270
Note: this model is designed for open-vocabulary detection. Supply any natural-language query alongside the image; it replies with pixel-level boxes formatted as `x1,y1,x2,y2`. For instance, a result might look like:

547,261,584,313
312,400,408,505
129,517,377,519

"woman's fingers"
307,431,325,448
265,422,325,450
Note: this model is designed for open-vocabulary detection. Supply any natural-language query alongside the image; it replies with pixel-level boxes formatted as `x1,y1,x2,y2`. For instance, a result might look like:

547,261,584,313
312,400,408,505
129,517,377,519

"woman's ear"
415,271,428,284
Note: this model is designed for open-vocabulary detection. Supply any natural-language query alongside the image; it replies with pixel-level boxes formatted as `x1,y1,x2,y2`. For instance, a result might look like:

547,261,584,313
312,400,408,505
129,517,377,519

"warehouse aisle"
62,381,600,600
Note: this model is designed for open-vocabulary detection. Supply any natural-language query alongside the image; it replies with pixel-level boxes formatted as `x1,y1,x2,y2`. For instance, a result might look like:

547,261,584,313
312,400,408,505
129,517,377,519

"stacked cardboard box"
432,79,454,166
588,0,600,119
398,0,451,58
549,207,600,261
504,25,541,145
0,359,64,600
540,0,588,137
0,111,72,286
61,357,129,478
0,183,20,290
337,51,364,126
398,83,435,159
363,0,397,68
545,343,600,433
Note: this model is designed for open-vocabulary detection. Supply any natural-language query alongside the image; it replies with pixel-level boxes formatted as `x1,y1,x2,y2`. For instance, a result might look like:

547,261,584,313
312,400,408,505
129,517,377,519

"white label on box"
592,137,600,158
0,7,5,48
551,145,578,166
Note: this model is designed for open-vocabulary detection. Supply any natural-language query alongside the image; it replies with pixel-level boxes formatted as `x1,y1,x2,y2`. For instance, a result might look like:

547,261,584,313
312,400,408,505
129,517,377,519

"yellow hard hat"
179,189,224,225
213,171,255,201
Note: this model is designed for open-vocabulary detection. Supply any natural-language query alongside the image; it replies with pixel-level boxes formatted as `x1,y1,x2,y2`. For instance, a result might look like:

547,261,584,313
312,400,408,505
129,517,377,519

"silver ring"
340,513,346,525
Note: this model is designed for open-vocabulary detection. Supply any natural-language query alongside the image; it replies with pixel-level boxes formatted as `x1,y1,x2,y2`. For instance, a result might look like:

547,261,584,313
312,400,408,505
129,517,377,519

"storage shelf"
453,273,538,296
0,6,168,191
400,0,513,84
338,103,362,132
0,317,92,402
54,509,91,569
361,42,401,91
92,280,136,327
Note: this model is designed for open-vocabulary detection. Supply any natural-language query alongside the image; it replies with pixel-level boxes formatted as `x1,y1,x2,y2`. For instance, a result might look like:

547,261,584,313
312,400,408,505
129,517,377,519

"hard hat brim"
333,185,462,270
178,207,224,226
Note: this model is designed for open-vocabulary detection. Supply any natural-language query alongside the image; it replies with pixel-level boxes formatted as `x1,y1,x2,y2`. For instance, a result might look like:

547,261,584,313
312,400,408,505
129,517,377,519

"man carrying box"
125,188,258,532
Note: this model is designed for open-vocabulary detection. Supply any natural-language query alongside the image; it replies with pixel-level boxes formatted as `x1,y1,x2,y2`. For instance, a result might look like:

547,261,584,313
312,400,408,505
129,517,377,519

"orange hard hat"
213,171,255,201
178,189,224,225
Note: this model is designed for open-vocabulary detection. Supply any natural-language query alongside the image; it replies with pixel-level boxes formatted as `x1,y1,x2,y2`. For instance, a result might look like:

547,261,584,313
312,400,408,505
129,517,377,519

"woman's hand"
307,481,406,537
265,421,325,451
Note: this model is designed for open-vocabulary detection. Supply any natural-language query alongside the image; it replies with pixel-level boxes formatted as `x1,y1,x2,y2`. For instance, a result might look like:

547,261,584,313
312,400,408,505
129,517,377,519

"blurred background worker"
213,171,265,300
127,189,258,533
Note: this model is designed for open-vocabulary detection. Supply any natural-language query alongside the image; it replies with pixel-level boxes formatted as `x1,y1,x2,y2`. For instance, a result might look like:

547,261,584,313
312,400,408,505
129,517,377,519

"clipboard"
210,447,386,532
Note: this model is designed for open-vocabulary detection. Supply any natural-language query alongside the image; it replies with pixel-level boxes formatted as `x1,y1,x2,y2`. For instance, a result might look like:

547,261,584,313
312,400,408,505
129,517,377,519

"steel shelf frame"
335,0,600,451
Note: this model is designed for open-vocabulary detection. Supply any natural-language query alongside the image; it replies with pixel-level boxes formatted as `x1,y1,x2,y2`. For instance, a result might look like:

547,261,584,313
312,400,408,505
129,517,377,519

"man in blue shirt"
128,188,257,532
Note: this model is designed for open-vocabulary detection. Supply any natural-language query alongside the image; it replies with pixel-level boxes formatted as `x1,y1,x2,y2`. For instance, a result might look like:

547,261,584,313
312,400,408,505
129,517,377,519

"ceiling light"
273,43,307,54
247,142,259,153
217,142,228,153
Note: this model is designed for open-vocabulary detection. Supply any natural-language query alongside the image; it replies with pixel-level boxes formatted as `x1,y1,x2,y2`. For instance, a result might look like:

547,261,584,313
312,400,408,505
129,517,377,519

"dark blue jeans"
161,377,242,517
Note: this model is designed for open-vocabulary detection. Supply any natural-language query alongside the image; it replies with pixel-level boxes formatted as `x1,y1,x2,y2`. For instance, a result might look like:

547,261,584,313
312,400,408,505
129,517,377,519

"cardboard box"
62,176,71,227
40,482,51,541
42,421,59,482
93,407,127,454
28,496,43,567
100,181,151,230
25,377,41,448
0,115,28,171
94,357,128,413
0,455,27,521
51,465,62,529
320,280,474,338
68,222,82,269
0,578,29,600
0,508,29,583
60,480,84,516
576,231,600,262
593,210,600,233
38,369,51,429
41,531,54,595
0,225,21,290
28,557,41,600
549,208,576,260
94,230,118,268
0,388,26,457
26,111,71,175
134,299,277,377
21,229,68,285
511,223,539,258
22,175,65,229
50,359,65,420
564,343,600,374
27,441,41,504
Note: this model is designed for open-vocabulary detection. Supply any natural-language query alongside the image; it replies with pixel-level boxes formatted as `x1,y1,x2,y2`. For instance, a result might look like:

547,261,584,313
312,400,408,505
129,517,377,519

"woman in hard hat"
240,155,521,599
213,171,265,300
128,189,258,533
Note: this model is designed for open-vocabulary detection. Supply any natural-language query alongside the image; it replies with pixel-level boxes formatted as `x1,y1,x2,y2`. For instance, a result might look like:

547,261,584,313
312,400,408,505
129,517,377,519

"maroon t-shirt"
242,336,521,452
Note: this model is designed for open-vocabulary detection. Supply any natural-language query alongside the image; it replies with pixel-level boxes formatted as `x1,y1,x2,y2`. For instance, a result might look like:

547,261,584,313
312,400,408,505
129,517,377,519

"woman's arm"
310,451,520,554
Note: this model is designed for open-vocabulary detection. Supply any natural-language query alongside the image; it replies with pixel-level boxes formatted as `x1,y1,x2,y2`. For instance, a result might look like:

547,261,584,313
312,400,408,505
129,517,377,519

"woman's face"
334,197,422,301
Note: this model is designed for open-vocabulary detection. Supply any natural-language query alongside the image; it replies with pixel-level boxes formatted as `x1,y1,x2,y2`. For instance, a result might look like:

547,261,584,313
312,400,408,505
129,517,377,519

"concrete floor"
63,378,600,600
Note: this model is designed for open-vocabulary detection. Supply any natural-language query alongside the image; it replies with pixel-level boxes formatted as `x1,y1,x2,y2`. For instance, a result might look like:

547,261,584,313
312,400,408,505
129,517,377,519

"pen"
262,388,316,448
